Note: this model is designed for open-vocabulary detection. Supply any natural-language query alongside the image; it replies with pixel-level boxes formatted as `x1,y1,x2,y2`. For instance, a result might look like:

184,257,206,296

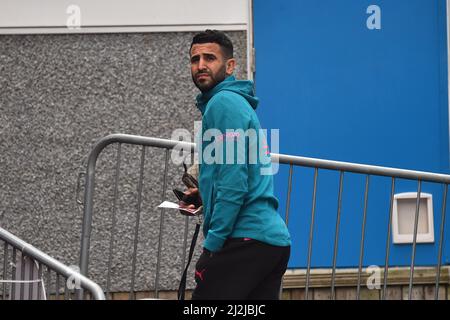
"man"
180,30,291,300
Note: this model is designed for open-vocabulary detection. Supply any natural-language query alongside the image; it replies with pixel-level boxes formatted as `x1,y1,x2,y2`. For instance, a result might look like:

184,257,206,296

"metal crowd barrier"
78,133,449,300
0,227,105,300
271,154,449,300
78,134,195,300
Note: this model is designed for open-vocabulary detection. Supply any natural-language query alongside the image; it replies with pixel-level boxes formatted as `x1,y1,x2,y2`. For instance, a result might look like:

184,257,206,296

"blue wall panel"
254,0,450,268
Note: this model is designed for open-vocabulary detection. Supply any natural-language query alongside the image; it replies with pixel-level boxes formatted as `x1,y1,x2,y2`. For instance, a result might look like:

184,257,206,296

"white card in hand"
157,201,202,215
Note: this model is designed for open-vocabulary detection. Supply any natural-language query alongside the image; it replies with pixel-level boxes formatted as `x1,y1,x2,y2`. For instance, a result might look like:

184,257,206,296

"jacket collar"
196,75,236,115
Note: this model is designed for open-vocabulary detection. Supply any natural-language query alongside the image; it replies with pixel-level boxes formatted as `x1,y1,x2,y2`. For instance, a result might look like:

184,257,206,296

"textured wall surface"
0,31,247,293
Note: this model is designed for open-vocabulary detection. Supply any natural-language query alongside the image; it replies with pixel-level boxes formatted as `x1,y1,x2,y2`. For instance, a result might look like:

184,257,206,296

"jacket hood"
196,75,259,115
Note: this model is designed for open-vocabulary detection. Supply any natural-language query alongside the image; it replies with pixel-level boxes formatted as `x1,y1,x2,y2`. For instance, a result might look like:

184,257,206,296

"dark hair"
190,29,234,59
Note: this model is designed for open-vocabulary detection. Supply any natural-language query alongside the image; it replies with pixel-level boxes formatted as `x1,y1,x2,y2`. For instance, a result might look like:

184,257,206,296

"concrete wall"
0,31,247,292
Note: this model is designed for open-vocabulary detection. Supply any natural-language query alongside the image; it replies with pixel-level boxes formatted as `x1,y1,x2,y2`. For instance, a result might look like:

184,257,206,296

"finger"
179,201,195,209
186,188,198,195
179,201,188,208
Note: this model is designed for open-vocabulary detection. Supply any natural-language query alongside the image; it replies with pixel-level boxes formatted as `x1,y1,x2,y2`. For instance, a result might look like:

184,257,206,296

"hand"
179,188,202,215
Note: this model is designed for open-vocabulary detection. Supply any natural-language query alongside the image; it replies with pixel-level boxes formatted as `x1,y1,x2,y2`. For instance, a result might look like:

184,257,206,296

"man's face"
190,42,235,93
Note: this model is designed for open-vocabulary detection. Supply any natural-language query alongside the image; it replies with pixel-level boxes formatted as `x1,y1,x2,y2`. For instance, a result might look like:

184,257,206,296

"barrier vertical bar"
2,243,7,300
29,257,34,299
382,177,396,300
46,268,50,300
305,168,318,300
357,175,370,300
434,184,447,300
37,264,43,300
408,180,422,300
130,146,146,300
181,216,190,281
155,149,170,298
106,143,122,300
20,253,25,300
285,164,294,226
331,171,344,300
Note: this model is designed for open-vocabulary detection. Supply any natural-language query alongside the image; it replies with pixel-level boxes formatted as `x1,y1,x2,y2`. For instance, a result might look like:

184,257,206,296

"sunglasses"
182,162,199,189
172,162,201,209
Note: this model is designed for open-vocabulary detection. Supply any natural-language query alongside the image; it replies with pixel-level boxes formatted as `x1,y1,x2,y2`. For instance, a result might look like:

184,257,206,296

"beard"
192,64,227,93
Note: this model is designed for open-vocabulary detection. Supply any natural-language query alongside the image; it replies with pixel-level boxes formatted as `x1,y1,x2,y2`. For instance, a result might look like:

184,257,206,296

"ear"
225,58,236,76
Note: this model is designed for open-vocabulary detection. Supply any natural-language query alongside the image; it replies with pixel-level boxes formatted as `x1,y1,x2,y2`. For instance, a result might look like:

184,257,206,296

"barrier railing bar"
271,154,450,184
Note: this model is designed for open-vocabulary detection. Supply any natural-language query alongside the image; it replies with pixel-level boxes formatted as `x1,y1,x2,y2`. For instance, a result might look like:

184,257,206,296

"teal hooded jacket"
196,75,291,252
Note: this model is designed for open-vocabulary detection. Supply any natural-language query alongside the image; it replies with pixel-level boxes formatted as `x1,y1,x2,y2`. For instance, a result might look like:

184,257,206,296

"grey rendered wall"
0,31,247,293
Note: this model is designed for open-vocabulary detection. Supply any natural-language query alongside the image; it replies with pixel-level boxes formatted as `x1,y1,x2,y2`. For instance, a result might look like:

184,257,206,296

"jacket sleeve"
202,93,251,252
